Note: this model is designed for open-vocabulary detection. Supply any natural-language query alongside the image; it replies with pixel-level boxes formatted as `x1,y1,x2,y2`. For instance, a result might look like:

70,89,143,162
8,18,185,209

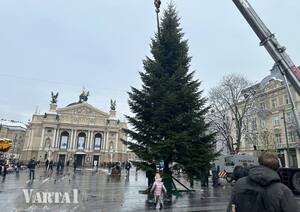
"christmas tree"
124,4,217,190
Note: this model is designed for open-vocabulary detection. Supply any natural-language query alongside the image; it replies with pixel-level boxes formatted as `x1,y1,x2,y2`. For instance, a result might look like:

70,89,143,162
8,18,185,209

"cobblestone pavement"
0,167,299,212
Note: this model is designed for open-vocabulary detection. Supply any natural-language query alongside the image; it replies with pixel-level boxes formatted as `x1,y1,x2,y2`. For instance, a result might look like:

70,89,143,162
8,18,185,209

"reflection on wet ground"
0,167,299,211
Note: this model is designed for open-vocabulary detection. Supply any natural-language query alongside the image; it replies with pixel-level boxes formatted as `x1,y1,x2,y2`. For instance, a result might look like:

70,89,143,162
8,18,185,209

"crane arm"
232,0,300,136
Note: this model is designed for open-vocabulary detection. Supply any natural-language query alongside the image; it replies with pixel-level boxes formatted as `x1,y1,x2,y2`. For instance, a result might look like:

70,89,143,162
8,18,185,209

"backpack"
234,178,277,212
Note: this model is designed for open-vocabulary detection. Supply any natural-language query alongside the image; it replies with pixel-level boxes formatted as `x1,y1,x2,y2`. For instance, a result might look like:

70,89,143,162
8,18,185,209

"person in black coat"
227,152,300,212
28,158,36,180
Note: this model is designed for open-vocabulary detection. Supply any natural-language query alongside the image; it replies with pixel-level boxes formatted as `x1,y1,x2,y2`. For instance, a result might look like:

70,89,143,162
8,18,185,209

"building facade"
240,65,300,168
21,101,128,167
0,119,26,159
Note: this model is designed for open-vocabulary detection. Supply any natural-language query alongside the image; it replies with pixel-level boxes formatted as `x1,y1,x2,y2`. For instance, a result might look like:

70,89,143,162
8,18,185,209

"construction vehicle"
232,0,300,193
0,138,12,152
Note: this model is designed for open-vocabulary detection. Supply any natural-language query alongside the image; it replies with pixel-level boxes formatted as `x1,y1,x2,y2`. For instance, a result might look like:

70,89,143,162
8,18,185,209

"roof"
0,119,27,131
66,102,82,107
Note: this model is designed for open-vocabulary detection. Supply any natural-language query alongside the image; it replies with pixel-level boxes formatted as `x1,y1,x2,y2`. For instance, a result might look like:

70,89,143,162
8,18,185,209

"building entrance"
76,154,85,167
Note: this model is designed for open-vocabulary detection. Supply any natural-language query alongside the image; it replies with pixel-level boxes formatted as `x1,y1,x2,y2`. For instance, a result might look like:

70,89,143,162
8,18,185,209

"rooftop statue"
51,92,59,104
79,89,90,102
110,99,116,111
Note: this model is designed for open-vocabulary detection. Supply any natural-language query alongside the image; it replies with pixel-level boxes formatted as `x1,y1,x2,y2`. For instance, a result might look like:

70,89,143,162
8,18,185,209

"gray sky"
1,0,300,123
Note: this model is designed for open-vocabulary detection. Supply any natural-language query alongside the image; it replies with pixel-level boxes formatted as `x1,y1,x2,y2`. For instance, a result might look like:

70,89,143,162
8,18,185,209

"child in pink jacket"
151,173,167,209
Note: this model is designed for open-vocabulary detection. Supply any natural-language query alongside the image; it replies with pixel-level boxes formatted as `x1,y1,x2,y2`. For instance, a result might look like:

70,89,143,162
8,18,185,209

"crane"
232,0,300,193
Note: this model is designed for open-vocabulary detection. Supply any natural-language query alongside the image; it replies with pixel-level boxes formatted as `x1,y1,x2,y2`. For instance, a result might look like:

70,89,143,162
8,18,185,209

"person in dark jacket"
232,165,249,182
146,161,156,188
28,158,36,181
227,152,300,212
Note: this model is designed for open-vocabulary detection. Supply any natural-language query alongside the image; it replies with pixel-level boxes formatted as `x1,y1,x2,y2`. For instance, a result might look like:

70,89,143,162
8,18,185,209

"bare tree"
208,74,254,154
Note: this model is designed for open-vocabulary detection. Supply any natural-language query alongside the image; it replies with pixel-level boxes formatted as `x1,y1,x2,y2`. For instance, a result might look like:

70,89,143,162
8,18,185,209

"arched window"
60,131,69,149
77,132,86,150
94,133,102,150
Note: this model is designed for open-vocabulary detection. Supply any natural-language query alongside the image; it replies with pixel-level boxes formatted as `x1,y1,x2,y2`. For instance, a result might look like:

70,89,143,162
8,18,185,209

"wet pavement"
0,167,299,212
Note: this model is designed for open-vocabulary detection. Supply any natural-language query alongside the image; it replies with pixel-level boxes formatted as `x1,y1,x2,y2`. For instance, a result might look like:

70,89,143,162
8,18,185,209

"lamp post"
282,109,291,167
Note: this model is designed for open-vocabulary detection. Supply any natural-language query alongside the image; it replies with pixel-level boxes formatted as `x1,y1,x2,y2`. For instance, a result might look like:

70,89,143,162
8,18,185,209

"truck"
215,154,258,182
232,0,300,193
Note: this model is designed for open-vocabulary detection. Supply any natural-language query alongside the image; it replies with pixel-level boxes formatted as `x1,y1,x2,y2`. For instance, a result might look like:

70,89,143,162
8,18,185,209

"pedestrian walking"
45,159,49,171
48,160,53,176
212,163,219,187
28,158,36,181
16,161,21,175
200,168,209,187
227,152,300,212
125,160,131,176
151,173,167,210
2,163,8,180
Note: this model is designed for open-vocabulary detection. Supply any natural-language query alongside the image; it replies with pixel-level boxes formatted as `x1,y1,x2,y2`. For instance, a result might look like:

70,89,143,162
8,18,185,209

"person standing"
146,161,156,188
151,173,167,210
28,158,36,181
227,152,300,212
45,159,49,171
73,160,77,173
212,164,219,187
48,160,53,176
125,160,131,176
2,163,8,180
61,160,64,174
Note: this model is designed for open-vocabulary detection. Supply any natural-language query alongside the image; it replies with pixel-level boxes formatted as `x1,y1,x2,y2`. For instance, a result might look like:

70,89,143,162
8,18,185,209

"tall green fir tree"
124,4,217,189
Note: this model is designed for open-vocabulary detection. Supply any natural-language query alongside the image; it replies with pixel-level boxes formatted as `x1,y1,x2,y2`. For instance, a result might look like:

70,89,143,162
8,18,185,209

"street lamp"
282,109,291,167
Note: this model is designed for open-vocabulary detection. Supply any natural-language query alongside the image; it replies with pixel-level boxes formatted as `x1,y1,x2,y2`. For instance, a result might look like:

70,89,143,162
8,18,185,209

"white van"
215,154,258,174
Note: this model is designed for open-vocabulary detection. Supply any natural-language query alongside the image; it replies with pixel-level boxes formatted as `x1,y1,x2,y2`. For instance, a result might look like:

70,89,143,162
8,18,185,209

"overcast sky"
1,0,300,123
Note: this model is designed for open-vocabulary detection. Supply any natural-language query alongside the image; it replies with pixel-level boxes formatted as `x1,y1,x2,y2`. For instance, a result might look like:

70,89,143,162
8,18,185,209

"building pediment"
57,102,109,118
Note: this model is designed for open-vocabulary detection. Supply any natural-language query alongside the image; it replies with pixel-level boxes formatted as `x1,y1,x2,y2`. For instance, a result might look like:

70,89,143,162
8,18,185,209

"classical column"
73,130,77,150
296,148,300,168
115,132,118,153
51,128,57,148
69,129,74,150
284,149,289,168
29,128,34,150
25,129,31,151
105,131,109,151
39,128,45,150
89,131,93,150
84,130,90,150
55,129,60,148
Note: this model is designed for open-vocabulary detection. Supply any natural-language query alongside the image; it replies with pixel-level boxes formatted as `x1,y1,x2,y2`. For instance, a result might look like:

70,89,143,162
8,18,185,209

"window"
271,98,278,108
286,112,294,123
284,94,290,105
288,131,295,143
60,131,69,149
272,116,280,126
94,133,102,150
274,129,281,144
77,132,86,150
260,119,266,128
